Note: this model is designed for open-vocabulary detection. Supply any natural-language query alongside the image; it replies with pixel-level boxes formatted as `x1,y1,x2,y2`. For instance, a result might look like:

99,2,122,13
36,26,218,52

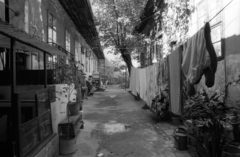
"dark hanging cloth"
203,22,218,88
182,22,217,89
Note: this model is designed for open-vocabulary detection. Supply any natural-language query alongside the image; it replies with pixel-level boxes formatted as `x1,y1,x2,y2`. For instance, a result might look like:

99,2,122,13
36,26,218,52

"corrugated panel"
58,0,104,59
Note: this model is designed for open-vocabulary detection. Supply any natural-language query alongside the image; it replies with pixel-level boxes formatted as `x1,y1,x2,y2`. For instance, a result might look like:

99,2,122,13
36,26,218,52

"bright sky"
104,49,139,68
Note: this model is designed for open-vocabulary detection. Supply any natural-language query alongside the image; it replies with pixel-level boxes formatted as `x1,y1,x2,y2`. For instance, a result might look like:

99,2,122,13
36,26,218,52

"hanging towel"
157,61,162,97
132,67,137,96
169,47,183,115
145,66,150,105
182,23,211,86
129,66,133,91
136,68,140,95
139,68,146,100
129,66,134,93
154,64,159,97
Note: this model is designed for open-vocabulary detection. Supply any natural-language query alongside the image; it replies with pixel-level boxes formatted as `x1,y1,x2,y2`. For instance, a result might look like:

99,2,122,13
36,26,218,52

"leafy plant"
91,0,148,73
154,0,195,56
54,55,81,101
229,109,240,124
54,55,81,139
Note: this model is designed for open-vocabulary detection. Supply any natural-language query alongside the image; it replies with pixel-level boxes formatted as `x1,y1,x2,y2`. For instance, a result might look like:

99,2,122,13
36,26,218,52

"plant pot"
172,116,181,125
68,102,80,116
174,127,187,150
59,135,76,155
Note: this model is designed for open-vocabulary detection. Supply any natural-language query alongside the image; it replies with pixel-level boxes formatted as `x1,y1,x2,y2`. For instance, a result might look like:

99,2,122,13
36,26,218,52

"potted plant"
54,56,82,115
54,56,82,155
229,109,240,142
59,105,77,155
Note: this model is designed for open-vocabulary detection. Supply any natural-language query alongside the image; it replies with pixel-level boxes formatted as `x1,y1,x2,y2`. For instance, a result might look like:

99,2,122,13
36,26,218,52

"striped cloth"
169,47,183,115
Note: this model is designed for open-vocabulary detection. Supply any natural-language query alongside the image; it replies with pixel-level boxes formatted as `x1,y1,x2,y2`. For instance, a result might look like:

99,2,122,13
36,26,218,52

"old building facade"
0,0,104,156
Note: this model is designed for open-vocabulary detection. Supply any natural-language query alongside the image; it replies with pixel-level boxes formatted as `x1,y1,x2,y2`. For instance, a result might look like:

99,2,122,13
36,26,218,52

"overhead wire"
190,0,238,26
101,10,240,51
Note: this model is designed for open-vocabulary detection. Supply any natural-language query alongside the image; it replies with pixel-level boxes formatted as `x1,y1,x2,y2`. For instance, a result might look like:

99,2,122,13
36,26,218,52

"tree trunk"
120,49,132,74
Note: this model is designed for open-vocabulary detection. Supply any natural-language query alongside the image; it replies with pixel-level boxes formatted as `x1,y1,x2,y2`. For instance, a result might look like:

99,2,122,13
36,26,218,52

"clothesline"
190,0,238,26
130,19,220,116
209,0,233,23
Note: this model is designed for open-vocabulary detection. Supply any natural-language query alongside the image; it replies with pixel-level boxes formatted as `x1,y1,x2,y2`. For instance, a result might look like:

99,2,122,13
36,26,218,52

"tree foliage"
92,0,194,71
91,0,148,73
154,0,194,56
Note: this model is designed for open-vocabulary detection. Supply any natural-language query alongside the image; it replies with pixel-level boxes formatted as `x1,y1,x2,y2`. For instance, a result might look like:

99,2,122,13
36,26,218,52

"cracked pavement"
59,87,199,157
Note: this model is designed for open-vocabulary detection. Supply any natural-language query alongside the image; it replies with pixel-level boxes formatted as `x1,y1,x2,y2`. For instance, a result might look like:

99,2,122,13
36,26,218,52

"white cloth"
139,68,147,101
129,67,137,96
129,67,134,92
136,68,140,95
145,66,150,106
132,67,137,96
132,65,160,107
182,27,211,84
169,47,182,115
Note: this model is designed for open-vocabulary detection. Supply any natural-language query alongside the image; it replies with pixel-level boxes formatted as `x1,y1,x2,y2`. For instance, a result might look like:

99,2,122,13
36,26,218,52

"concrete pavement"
59,87,199,157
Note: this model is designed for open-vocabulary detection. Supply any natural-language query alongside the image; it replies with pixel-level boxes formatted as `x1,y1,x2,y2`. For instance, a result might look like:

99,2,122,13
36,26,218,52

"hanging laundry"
204,22,217,87
132,67,137,96
129,66,134,94
135,68,140,95
154,63,159,97
145,66,151,105
129,61,168,109
139,68,147,101
182,22,217,88
129,66,133,92
169,47,183,115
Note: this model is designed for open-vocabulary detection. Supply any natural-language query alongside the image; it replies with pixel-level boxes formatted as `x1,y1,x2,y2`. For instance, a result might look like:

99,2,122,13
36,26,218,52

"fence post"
12,93,21,157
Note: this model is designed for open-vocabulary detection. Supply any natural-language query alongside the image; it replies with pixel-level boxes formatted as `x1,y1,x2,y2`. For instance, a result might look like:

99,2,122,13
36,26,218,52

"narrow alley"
60,87,198,157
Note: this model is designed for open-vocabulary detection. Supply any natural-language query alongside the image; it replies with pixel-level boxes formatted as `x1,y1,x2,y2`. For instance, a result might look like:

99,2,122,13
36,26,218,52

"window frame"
47,13,57,45
47,12,57,69
197,0,224,60
65,30,71,64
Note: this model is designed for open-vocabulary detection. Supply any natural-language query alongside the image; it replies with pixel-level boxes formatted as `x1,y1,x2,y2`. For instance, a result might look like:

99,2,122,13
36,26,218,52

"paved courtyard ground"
59,87,199,157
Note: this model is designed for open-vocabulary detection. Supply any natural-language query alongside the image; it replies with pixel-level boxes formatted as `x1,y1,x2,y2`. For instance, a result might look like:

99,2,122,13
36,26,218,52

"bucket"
174,127,188,150
222,145,240,157
59,135,76,155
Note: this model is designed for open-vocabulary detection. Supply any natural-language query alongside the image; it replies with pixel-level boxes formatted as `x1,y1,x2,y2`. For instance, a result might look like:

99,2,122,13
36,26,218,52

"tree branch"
109,31,118,45
112,0,120,45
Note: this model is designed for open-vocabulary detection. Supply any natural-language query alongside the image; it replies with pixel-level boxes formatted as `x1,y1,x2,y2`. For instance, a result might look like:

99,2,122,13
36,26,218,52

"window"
47,13,57,69
197,0,223,58
48,13,57,44
75,41,81,69
65,30,71,64
24,1,29,33
86,59,88,72
81,47,86,72
0,0,5,21
65,31,71,52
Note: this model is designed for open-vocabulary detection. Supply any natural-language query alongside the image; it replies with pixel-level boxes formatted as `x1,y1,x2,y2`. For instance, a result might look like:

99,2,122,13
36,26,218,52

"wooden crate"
58,112,83,137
